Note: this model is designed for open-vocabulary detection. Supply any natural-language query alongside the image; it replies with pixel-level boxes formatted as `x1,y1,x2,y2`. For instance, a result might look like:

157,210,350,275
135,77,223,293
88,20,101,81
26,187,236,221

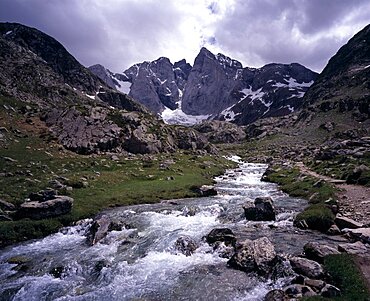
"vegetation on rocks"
303,254,370,301
262,166,337,232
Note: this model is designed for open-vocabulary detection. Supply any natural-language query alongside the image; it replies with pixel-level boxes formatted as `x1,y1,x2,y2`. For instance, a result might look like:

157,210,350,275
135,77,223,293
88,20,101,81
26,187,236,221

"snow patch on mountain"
161,100,210,126
273,78,313,89
220,105,240,122
115,79,131,94
240,87,265,103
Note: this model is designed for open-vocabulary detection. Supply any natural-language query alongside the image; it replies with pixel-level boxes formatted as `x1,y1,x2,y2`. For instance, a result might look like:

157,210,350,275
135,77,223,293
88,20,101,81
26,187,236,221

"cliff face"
91,47,317,125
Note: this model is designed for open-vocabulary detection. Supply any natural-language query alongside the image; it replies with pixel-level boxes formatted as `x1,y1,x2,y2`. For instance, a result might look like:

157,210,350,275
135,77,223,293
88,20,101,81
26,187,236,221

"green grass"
263,166,337,232
304,254,370,301
0,100,236,246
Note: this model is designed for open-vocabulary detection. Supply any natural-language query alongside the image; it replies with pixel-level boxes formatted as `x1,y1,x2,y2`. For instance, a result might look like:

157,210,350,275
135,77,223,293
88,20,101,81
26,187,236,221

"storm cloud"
1,0,369,72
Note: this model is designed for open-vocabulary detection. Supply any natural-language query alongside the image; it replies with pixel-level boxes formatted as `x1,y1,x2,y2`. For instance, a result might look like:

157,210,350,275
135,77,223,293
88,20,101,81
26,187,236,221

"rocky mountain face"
0,22,215,155
91,48,317,125
302,24,370,122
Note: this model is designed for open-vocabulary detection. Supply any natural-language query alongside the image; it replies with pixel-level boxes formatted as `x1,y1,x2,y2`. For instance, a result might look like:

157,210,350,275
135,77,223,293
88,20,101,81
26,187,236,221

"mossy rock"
294,203,335,232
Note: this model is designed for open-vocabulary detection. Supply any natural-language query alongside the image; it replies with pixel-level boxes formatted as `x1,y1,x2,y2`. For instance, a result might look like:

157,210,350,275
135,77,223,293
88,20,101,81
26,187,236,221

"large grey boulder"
228,237,277,275
17,196,73,219
303,242,340,263
243,197,276,221
205,228,236,246
289,257,324,279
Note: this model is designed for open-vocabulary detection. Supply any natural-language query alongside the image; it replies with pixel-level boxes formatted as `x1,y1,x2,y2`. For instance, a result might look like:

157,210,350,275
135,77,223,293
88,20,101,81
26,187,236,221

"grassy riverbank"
0,128,236,247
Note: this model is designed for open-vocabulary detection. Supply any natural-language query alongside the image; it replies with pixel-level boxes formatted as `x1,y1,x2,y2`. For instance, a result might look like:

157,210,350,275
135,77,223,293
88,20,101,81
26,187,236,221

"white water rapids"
0,159,340,300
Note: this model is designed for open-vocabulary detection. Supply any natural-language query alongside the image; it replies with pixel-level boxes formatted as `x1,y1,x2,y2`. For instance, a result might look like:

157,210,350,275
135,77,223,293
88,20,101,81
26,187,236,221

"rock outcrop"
16,196,73,220
243,197,276,221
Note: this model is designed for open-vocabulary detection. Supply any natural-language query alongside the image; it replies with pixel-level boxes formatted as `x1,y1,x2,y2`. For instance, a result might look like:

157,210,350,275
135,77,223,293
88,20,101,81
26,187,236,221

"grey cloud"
0,0,369,73
210,0,370,71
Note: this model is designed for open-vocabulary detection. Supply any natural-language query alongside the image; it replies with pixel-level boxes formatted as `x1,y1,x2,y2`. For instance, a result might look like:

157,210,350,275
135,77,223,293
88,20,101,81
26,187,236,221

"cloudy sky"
1,0,370,73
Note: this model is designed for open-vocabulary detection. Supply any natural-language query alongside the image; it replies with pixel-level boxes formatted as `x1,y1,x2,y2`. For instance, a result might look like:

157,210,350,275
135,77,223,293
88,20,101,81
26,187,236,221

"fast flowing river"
0,158,341,301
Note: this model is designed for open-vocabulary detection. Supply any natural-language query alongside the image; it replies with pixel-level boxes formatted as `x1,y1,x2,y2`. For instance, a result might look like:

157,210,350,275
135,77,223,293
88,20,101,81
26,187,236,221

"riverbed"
0,158,343,300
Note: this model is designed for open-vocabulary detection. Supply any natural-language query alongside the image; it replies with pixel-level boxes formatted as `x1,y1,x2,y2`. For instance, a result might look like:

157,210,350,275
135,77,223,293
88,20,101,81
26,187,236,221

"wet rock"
243,197,276,221
343,228,370,244
228,237,277,275
321,284,341,298
49,266,64,278
270,256,296,280
335,216,363,230
338,241,368,254
86,215,123,245
205,228,237,246
304,279,326,292
284,284,316,298
198,185,217,197
182,206,199,217
174,236,198,256
304,242,340,263
17,196,73,219
212,241,235,259
0,199,15,210
289,257,324,279
264,289,289,301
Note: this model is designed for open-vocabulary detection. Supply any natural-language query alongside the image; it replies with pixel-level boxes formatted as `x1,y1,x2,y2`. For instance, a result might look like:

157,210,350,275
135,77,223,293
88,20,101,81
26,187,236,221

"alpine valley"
0,21,369,301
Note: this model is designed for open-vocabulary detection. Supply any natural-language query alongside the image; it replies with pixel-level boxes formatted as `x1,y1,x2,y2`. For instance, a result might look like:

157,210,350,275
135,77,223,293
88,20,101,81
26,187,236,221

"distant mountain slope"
0,22,215,155
302,24,370,122
91,48,317,125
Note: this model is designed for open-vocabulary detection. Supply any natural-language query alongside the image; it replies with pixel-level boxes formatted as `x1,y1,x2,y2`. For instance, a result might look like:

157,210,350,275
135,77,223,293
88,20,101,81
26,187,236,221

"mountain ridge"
90,47,318,125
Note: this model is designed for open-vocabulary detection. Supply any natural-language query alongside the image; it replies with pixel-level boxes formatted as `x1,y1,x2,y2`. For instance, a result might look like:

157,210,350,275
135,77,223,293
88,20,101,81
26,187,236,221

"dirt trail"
296,162,370,290
296,162,370,225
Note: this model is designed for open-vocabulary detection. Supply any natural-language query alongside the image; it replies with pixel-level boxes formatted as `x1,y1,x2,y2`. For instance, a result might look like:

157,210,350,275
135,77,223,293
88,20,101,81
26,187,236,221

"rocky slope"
302,24,370,122
0,22,215,155
91,48,317,125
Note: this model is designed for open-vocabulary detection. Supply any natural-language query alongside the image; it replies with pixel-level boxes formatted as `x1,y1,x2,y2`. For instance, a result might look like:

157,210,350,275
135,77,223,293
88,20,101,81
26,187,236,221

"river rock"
304,242,340,263
304,279,326,292
205,228,237,246
321,284,341,298
174,236,198,256
87,215,123,245
243,197,276,221
264,289,289,301
342,228,370,244
284,284,316,298
289,257,324,279
338,241,368,254
335,216,363,230
17,196,73,219
196,185,218,197
228,237,277,275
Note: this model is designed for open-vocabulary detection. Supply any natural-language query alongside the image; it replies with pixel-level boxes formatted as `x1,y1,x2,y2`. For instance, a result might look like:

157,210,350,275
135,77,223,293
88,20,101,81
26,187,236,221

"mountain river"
0,157,344,300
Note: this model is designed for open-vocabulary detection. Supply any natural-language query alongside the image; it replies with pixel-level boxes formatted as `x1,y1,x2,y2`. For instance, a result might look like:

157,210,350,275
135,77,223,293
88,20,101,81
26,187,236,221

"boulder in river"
174,236,198,256
87,215,123,245
228,236,277,275
303,242,340,263
289,257,324,279
194,185,218,197
264,289,289,301
17,196,73,219
205,228,237,246
243,197,276,221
